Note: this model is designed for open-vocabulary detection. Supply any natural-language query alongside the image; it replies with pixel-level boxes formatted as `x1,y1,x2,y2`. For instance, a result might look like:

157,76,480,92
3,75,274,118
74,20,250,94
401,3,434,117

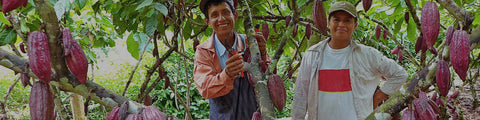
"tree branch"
404,0,422,32
122,38,152,96
436,0,474,29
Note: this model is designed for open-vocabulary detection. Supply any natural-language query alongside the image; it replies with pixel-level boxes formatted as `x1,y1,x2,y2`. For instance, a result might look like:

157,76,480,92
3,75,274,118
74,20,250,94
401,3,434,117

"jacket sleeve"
372,49,408,95
292,51,313,119
193,48,235,99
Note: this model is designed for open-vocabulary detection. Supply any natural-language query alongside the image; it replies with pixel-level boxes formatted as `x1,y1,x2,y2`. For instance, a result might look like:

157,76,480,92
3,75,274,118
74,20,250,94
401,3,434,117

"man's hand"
225,54,244,77
373,89,389,109
253,32,267,61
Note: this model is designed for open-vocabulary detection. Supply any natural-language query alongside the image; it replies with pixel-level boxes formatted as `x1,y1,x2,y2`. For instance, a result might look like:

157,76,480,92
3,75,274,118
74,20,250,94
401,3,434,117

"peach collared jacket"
193,32,270,99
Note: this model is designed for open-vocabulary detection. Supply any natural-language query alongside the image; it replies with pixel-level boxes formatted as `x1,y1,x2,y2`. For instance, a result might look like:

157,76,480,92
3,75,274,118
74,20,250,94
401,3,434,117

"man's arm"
292,52,313,119
373,49,408,96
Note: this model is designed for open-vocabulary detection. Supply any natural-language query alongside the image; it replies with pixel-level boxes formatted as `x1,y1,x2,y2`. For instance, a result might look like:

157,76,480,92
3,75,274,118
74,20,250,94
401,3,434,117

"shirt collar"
214,33,237,56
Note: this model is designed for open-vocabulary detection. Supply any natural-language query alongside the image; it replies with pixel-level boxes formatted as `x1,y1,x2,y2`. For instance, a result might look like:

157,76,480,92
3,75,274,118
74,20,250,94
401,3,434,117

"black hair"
202,0,236,19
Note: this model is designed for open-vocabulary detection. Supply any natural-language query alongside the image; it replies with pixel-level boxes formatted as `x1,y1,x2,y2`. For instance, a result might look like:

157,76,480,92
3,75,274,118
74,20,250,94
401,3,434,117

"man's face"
204,2,238,37
328,11,357,41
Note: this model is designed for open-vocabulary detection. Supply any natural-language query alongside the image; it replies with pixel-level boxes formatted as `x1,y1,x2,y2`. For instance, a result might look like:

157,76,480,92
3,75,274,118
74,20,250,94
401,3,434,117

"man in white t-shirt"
292,1,408,120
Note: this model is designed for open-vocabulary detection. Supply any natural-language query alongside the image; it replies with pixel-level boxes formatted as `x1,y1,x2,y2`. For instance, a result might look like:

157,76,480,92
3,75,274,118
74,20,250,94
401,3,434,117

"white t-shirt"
317,44,357,120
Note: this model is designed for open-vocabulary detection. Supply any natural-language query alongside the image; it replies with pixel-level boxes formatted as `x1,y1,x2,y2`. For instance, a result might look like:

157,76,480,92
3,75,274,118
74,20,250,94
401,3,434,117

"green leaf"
146,12,158,37
135,32,149,52
0,13,11,26
394,17,404,34
54,0,71,20
154,3,168,16
75,0,87,10
127,33,140,59
473,12,480,25
0,29,17,46
407,18,417,42
136,0,153,11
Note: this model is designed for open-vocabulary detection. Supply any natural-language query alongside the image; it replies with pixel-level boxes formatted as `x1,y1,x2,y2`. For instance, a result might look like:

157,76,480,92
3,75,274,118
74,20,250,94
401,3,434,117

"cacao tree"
0,0,479,119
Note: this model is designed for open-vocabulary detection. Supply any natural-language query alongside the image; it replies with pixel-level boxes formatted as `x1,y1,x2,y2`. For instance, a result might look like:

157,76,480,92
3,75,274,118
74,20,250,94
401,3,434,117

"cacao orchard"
28,31,52,83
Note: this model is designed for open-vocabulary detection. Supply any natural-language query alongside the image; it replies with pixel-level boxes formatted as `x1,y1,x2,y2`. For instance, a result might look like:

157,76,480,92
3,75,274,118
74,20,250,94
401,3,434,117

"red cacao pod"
435,97,445,107
391,46,400,55
413,91,437,120
313,0,328,35
285,16,291,27
404,12,410,23
144,95,153,106
375,25,382,40
398,50,404,62
251,111,261,120
1,0,28,13
193,38,199,52
445,26,454,45
259,60,267,73
400,108,416,120
383,29,389,39
305,24,312,40
21,72,31,88
293,25,298,37
363,0,372,12
63,28,88,84
165,76,170,90
436,60,451,97
427,99,440,114
29,81,55,120
421,1,440,51
268,74,286,111
450,30,470,81
19,42,27,53
141,106,166,120
262,23,269,41
447,90,459,102
415,35,427,54
107,106,120,120
125,113,143,120
28,31,51,83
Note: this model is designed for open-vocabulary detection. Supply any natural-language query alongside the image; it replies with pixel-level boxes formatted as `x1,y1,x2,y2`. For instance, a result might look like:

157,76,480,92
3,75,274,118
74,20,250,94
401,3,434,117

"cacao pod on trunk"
445,26,454,45
305,24,312,40
259,60,267,73
251,111,261,120
125,113,143,120
447,90,459,102
363,0,372,12
415,35,427,54
413,91,437,120
450,30,470,81
268,74,286,111
421,1,440,51
313,0,328,35
1,0,28,13
436,60,451,97
144,95,153,106
262,23,269,41
400,108,416,120
404,12,410,23
29,81,55,120
28,31,51,83
383,29,389,39
375,25,382,40
141,106,166,120
63,28,88,84
107,106,120,120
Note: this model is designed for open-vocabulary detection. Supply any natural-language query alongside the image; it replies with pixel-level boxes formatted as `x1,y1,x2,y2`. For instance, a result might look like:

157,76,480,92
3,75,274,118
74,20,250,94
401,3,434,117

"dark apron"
208,75,258,120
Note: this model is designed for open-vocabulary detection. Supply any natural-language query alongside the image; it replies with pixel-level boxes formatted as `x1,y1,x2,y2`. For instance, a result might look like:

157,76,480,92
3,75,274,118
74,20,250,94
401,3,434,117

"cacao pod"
262,23,269,41
1,0,28,13
165,76,170,90
28,31,51,83
144,95,153,106
400,108,416,120
435,97,445,107
20,43,26,53
436,60,451,97
445,26,454,45
251,111,261,120
421,1,440,51
313,0,328,35
118,101,129,120
413,91,437,120
29,81,55,120
305,24,312,40
125,113,143,120
447,90,459,102
21,72,31,88
285,16,291,27
427,99,440,114
243,48,251,63
363,0,372,12
391,46,400,55
375,25,382,40
293,25,298,37
404,12,410,23
141,106,166,120
63,28,88,84
193,38,199,52
259,60,267,73
415,35,424,53
398,50,404,62
450,30,470,81
383,29,389,39
107,106,120,120
268,74,286,111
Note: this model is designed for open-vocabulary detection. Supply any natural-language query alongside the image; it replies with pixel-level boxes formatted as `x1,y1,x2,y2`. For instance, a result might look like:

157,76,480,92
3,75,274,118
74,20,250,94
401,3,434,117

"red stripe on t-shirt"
318,69,352,92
